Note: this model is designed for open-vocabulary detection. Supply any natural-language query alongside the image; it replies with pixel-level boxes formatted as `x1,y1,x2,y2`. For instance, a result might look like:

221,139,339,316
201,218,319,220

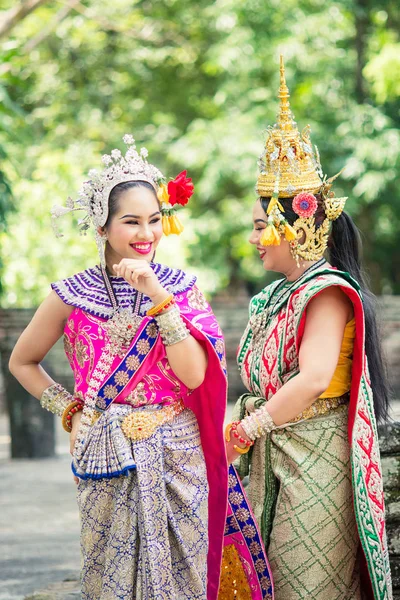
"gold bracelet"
233,444,251,455
146,293,174,317
61,401,84,433
253,414,263,436
225,422,252,454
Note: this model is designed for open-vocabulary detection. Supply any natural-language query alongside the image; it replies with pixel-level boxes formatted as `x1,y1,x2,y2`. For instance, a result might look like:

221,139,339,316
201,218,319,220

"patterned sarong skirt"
76,406,209,600
247,405,361,600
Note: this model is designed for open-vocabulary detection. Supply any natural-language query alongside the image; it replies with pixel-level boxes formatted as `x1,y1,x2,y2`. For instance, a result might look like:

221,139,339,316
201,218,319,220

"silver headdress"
51,134,165,265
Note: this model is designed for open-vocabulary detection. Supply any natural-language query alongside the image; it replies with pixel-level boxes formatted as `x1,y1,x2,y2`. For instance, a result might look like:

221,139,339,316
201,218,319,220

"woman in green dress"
224,57,392,600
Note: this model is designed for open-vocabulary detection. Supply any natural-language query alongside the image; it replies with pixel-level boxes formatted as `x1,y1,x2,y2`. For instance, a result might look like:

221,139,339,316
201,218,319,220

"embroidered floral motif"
260,576,272,592
126,382,148,407
75,338,89,368
137,339,150,355
146,322,158,338
228,474,237,488
249,541,262,555
63,333,73,363
96,398,107,410
126,355,141,372
255,558,267,574
187,286,209,311
104,385,118,400
215,339,225,355
235,508,250,522
242,524,257,538
114,371,130,387
229,491,244,506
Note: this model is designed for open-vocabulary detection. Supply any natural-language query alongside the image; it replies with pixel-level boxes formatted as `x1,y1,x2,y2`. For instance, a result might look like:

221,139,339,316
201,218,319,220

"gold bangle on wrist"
62,401,84,433
233,444,251,455
146,293,174,317
225,422,253,454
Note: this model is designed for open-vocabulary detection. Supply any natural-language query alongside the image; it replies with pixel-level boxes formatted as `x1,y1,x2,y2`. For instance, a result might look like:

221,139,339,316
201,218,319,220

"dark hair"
104,180,158,228
260,196,391,423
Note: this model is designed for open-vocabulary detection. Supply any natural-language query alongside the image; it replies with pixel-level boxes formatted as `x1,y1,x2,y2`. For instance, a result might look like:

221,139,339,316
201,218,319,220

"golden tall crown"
257,56,323,198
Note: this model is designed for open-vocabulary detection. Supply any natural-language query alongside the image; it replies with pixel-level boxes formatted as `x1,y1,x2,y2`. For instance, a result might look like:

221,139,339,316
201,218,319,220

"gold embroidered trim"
290,394,349,423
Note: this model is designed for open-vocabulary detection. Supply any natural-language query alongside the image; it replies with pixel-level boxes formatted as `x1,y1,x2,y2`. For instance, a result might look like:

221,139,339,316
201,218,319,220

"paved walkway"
1,401,399,599
0,418,80,600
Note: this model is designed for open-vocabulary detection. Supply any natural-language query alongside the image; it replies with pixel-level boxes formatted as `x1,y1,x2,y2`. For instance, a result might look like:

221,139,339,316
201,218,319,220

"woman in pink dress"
9,135,228,599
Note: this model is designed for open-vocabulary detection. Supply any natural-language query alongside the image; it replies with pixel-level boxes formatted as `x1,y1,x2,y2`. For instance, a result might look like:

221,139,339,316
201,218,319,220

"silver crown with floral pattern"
51,134,164,236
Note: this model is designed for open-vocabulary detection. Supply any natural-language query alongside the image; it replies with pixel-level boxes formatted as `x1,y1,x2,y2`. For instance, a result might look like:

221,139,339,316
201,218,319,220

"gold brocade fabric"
248,406,361,600
77,409,209,600
290,394,348,423
218,544,252,600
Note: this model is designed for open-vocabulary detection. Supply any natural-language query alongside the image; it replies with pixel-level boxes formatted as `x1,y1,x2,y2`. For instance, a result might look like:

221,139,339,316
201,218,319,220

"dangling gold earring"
289,240,301,268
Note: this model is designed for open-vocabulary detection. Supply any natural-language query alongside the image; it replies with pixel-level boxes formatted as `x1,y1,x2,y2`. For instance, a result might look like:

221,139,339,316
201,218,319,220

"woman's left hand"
113,259,165,298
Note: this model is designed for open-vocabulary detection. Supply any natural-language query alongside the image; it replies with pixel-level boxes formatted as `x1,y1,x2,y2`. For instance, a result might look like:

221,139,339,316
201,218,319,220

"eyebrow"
254,218,267,224
119,211,161,219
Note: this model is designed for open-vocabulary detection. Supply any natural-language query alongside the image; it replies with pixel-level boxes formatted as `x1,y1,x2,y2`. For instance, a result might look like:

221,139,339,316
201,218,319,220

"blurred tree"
0,0,48,40
0,0,399,305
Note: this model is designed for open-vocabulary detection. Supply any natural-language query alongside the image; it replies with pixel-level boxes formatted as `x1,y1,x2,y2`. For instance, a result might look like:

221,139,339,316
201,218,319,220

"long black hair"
260,196,391,424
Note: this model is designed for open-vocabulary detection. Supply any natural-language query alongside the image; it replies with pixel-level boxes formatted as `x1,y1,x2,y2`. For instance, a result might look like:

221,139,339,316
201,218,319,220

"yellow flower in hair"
284,222,297,242
260,223,281,246
157,184,170,204
267,196,284,215
169,214,184,234
162,215,171,236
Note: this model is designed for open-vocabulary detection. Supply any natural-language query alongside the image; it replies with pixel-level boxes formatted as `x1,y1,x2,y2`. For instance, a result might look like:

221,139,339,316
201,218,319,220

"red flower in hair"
167,171,194,206
292,192,318,218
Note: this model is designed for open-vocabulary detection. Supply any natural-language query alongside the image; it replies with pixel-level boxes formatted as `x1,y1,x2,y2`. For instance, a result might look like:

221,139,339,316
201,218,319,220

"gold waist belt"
290,394,349,424
121,399,185,441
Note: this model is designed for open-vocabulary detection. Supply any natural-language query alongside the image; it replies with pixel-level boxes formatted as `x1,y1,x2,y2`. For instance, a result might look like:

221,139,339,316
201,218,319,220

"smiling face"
101,184,163,267
249,198,295,274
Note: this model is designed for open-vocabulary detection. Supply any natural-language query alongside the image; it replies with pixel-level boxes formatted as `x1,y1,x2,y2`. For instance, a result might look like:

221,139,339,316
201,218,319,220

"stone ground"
1,402,399,600
0,417,80,600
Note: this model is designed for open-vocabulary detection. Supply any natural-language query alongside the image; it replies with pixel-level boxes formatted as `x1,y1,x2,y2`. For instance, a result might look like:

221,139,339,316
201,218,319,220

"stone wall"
379,422,400,598
1,294,400,408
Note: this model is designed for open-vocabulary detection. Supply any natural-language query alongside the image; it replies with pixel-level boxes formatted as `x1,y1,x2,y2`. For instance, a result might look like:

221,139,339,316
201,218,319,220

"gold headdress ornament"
257,56,348,263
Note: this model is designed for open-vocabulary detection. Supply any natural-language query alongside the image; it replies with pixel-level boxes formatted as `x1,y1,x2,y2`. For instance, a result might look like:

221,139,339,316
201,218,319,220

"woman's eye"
255,227,264,232
150,218,161,224
126,220,139,225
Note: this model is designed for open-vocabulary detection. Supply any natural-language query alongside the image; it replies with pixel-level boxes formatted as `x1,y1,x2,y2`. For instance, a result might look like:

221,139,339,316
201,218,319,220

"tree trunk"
0,0,48,40
354,0,369,103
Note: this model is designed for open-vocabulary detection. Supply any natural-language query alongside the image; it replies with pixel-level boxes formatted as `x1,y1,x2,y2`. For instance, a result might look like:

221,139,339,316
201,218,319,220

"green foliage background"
0,0,399,306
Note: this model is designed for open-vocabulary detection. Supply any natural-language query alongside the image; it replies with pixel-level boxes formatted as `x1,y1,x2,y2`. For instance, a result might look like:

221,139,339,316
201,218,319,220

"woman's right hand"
70,410,82,484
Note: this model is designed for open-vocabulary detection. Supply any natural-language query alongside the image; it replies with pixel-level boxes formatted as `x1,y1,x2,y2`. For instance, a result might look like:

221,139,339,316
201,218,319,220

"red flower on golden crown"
167,170,194,206
292,192,318,218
